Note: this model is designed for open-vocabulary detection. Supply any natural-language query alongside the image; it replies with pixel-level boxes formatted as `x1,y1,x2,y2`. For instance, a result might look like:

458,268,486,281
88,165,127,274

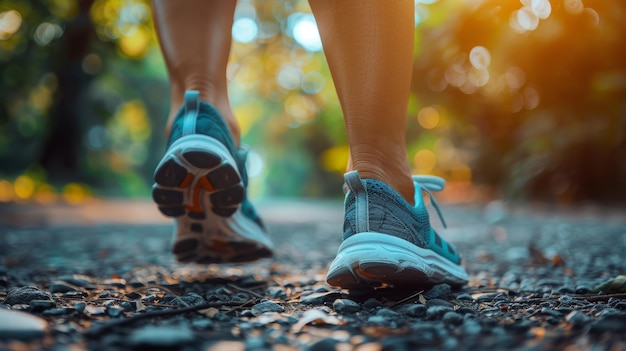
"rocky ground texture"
1,200,625,350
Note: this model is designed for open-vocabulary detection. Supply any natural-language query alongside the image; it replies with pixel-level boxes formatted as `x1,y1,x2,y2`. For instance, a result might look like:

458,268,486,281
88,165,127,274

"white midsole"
328,232,468,284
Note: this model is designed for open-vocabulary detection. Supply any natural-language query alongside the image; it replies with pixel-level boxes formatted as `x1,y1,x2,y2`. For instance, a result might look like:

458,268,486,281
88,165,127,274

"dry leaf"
135,300,146,312
528,243,550,266
592,275,626,294
361,326,412,338
418,294,427,304
198,307,219,318
291,309,342,332
551,254,566,267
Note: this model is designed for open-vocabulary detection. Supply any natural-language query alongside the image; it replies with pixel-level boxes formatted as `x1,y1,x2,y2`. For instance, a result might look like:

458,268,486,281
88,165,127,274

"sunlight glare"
445,64,466,87
523,86,540,110
291,14,322,52
584,8,600,26
417,106,440,129
414,150,437,173
506,66,526,91
246,150,265,178
34,22,63,46
14,175,35,200
232,17,258,43
469,46,491,70
531,0,551,20
468,68,490,87
0,180,14,202
0,10,22,40
517,7,539,31
277,65,302,90
564,0,584,15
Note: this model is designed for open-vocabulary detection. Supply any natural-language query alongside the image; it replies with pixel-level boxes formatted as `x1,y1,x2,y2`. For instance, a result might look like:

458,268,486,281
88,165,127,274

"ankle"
166,87,240,146
350,159,415,206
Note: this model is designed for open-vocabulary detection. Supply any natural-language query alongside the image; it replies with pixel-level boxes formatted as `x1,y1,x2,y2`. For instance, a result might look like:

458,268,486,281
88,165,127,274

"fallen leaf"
291,309,343,332
361,326,412,338
551,254,566,267
198,307,219,318
418,294,427,304
528,243,550,266
530,327,546,340
592,275,626,294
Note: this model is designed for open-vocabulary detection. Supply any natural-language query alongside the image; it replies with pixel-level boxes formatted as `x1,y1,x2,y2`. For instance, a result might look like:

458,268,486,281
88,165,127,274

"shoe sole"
326,233,468,289
152,134,273,263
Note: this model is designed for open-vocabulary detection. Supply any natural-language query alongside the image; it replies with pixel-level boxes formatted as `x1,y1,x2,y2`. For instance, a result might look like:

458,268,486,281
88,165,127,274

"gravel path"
1,200,625,350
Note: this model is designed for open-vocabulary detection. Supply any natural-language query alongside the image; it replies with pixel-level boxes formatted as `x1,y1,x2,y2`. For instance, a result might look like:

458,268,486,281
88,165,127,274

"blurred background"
0,0,624,206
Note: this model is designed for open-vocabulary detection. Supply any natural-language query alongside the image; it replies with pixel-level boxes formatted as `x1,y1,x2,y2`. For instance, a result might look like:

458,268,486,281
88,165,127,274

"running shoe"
152,91,273,263
326,171,468,289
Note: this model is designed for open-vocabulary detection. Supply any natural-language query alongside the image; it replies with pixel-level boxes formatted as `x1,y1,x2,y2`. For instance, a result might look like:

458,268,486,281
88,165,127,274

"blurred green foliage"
0,0,624,203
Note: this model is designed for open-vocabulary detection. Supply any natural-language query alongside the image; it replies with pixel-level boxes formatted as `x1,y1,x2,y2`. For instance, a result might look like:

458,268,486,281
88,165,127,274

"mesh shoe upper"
342,171,462,265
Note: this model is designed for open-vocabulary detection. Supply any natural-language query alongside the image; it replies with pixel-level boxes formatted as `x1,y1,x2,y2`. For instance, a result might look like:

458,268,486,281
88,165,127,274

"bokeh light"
469,46,491,70
0,10,22,40
564,0,584,15
417,106,440,129
414,150,437,173
289,13,322,52
233,17,258,43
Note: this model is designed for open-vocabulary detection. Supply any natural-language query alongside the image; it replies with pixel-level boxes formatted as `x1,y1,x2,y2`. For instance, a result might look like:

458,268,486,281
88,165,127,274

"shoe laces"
412,175,448,229
342,174,449,229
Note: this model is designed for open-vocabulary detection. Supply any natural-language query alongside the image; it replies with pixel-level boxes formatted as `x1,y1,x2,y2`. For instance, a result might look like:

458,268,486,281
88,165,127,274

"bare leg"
309,0,415,204
151,0,239,144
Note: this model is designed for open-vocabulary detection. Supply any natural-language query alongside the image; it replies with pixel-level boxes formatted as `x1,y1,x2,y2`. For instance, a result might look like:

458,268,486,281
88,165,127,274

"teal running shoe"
152,91,273,263
326,171,468,289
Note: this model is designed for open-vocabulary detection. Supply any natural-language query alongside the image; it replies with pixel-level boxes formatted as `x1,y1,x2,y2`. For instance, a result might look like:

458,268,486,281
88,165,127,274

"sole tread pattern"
152,136,272,264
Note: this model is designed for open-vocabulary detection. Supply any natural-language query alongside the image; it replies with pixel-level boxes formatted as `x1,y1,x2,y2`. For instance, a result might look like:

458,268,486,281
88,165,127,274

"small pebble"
425,299,454,308
181,293,205,306
614,302,626,311
575,285,592,294
267,287,287,300
367,315,389,324
62,291,88,299
229,293,249,304
396,304,426,318
42,308,73,316
426,306,454,319
191,319,213,330
375,308,401,318
540,308,562,318
475,293,500,303
557,286,575,294
106,306,124,318
4,287,52,305
565,311,590,329
251,301,284,316
308,337,339,351
101,278,127,289
29,300,56,313
462,320,482,335
49,281,78,294
333,299,360,313
442,311,463,326
455,293,474,301
424,284,453,299
73,302,86,313
300,292,340,305
0,309,48,341
590,314,626,333
504,320,532,333
362,298,382,310
128,325,195,347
